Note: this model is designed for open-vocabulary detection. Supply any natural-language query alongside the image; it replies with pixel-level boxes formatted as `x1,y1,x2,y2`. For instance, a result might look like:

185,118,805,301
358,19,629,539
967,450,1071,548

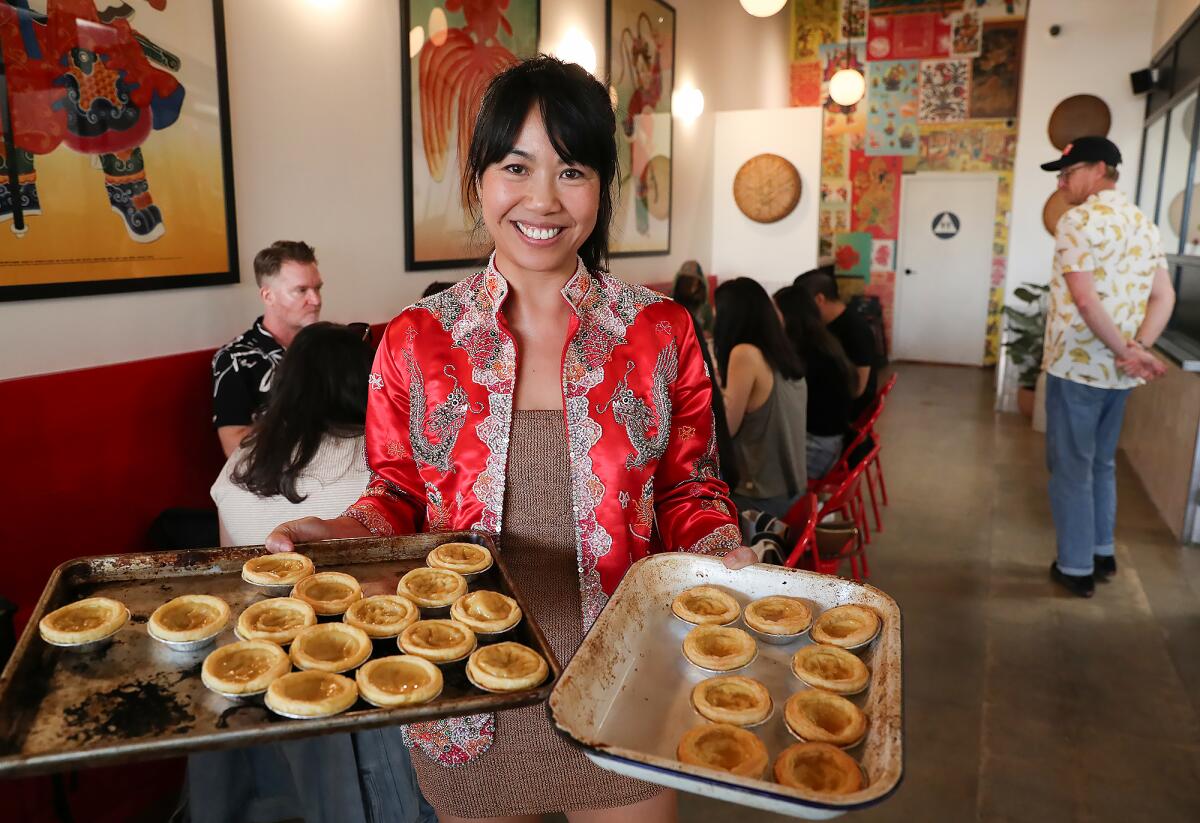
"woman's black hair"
463,55,618,273
231,322,372,504
712,278,805,385
774,284,857,396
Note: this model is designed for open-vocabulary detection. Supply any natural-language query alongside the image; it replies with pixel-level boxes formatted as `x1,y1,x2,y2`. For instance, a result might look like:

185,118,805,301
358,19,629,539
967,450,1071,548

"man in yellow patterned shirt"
1039,136,1175,597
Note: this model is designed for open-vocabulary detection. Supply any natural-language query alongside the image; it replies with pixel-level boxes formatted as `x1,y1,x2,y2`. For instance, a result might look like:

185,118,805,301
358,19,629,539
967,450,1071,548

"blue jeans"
1045,374,1130,576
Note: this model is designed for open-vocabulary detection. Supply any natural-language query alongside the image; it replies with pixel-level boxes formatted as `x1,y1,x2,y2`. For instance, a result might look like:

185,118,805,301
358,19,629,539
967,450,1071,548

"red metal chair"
810,401,884,540
852,373,897,517
780,493,820,569
786,470,870,580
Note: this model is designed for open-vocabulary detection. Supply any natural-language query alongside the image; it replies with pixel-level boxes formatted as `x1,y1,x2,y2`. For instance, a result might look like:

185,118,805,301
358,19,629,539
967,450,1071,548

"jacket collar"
482,252,594,317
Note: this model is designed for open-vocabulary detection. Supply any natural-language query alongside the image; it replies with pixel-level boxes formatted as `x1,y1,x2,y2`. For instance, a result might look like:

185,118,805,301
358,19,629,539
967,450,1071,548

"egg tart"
39,596,128,646
773,742,864,794
784,689,867,746
242,552,314,586
236,597,317,644
691,676,773,726
676,723,769,779
265,670,358,718
292,572,362,616
396,568,467,609
744,596,812,636
201,639,291,695
426,542,493,575
343,594,420,638
682,625,757,671
289,623,373,673
466,642,548,692
450,590,522,634
810,604,880,649
791,644,870,694
148,595,230,643
356,655,443,707
398,619,477,663
671,586,740,626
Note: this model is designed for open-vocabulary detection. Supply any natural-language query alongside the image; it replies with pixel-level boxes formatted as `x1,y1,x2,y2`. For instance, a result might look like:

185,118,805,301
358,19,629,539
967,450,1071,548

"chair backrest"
781,493,820,568
819,459,868,519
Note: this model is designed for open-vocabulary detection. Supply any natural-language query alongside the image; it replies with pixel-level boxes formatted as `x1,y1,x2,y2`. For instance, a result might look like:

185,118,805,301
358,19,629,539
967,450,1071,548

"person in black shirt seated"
212,241,323,457
794,265,878,422
775,285,857,479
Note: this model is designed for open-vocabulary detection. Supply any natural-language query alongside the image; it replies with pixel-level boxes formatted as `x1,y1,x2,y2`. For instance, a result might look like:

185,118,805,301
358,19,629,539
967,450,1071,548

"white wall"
0,0,788,381
1154,0,1199,55
998,0,1155,406
711,108,821,292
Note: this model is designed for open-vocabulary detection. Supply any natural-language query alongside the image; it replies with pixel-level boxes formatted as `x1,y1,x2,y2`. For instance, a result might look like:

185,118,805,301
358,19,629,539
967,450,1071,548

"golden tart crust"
39,597,128,645
466,642,548,692
691,676,773,726
671,586,741,625
811,604,880,648
426,542,493,575
265,670,358,718
682,625,757,671
791,644,870,694
289,623,372,673
356,655,443,707
237,597,317,644
399,619,477,663
344,595,420,638
774,742,864,794
291,572,362,616
242,552,315,586
450,590,522,633
784,689,868,746
202,639,291,695
396,568,468,609
676,723,769,778
744,596,812,636
148,595,230,643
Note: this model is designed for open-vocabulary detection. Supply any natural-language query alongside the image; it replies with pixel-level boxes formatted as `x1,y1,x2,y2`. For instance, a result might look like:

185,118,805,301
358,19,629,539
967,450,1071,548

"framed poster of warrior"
401,0,541,270
607,0,674,256
0,0,238,302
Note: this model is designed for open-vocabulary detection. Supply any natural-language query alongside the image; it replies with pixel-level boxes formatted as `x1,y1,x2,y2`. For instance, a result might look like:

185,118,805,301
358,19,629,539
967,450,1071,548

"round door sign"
932,211,960,239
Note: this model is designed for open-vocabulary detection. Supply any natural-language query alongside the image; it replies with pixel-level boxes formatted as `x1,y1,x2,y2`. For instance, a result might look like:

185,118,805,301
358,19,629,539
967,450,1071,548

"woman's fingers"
721,545,759,569
264,517,325,554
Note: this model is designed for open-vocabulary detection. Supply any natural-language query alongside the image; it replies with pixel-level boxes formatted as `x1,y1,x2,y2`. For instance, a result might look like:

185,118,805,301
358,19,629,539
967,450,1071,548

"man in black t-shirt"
212,241,323,456
795,267,878,421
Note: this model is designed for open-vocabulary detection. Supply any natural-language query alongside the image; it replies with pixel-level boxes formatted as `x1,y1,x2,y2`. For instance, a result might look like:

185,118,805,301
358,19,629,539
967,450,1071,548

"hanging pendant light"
829,0,865,107
739,0,788,17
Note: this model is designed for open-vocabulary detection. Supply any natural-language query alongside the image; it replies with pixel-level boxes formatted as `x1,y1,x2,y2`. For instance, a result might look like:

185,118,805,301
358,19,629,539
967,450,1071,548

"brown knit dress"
410,410,662,817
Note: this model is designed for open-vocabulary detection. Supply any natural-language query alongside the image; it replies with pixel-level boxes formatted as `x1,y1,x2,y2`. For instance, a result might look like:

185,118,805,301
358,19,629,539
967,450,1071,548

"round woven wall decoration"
1047,95,1111,150
1043,189,1072,236
733,153,802,224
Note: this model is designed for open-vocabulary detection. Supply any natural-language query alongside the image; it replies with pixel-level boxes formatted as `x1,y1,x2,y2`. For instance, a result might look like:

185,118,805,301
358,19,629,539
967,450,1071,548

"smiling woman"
264,56,751,823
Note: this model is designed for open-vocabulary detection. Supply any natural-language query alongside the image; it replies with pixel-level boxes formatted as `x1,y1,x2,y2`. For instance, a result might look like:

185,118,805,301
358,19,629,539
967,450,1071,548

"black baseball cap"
1040,136,1122,171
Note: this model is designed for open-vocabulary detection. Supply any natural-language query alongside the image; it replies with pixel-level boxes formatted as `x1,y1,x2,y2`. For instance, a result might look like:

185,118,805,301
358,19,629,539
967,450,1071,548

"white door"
894,173,998,365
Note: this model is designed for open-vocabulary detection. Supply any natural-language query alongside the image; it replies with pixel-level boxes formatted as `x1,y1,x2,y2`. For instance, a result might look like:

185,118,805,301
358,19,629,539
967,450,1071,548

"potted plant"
1003,282,1050,417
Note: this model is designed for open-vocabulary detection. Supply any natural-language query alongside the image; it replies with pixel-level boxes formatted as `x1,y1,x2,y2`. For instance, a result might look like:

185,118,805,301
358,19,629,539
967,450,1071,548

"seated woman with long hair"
774,284,858,480
192,321,435,823
713,277,808,519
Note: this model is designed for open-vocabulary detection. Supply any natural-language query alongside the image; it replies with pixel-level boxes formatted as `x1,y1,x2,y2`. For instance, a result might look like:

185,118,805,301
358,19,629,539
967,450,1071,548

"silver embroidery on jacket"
599,340,679,469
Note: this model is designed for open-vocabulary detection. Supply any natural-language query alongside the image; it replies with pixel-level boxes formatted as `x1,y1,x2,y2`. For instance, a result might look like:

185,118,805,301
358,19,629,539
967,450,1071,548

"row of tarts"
670,585,881,796
37,543,548,718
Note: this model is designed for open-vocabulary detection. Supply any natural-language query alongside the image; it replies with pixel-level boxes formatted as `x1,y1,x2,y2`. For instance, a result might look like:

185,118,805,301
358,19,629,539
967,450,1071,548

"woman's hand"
264,515,371,554
721,545,759,570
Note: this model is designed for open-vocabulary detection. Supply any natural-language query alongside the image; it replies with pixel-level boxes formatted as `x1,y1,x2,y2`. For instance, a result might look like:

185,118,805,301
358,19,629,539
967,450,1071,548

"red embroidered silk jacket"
346,256,741,629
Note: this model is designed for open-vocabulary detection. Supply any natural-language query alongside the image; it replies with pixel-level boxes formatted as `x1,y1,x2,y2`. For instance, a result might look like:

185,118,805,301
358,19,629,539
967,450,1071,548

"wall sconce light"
554,28,597,76
673,86,705,122
739,0,787,17
829,67,866,107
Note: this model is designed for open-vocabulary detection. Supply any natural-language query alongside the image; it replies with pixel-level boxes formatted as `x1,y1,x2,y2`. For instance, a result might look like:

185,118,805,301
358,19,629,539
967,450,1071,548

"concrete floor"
668,364,1200,822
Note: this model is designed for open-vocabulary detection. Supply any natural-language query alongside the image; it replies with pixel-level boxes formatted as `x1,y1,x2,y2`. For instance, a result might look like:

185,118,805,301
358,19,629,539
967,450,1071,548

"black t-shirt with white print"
211,316,284,428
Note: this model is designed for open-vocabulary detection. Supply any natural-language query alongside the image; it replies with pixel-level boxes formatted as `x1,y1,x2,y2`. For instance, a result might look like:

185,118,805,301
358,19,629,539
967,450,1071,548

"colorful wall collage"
791,0,1027,364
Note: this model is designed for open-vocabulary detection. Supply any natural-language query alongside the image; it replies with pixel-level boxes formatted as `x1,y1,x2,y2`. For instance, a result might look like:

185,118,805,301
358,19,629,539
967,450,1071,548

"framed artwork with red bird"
401,0,540,270
0,0,238,301
606,0,673,256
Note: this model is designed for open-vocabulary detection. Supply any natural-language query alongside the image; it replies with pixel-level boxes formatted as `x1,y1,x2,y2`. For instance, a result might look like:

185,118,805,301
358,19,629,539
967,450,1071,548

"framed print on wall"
401,0,540,270
0,0,237,302
607,0,674,256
